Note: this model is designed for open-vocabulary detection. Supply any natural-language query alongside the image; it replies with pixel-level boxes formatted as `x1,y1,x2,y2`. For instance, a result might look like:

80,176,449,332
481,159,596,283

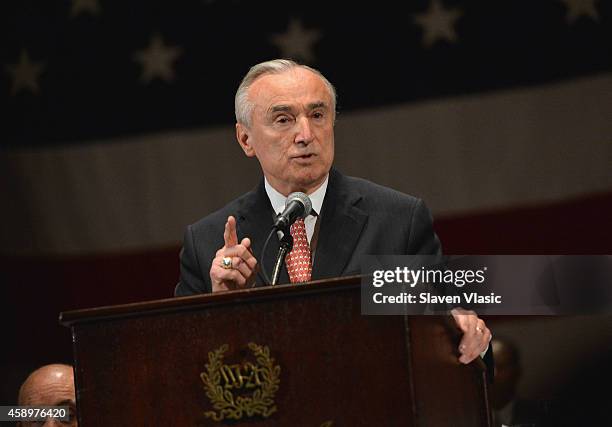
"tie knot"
290,217,306,231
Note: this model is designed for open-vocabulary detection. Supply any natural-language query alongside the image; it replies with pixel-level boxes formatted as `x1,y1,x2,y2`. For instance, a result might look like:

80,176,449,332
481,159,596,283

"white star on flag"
560,0,599,24
133,34,183,84
5,50,45,96
70,0,101,18
414,0,463,48
270,18,322,64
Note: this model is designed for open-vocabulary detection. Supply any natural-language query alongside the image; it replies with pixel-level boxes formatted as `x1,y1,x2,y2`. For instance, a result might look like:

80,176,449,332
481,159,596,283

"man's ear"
236,123,255,158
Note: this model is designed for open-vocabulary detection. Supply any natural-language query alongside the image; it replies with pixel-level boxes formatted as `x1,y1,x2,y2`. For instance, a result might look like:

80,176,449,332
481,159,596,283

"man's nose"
295,117,314,145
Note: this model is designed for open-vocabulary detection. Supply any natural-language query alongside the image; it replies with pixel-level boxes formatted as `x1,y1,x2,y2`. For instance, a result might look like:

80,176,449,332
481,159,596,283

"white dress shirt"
264,175,328,244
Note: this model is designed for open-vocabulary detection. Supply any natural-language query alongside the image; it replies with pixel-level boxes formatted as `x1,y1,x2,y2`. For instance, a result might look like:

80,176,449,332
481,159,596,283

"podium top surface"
59,275,362,327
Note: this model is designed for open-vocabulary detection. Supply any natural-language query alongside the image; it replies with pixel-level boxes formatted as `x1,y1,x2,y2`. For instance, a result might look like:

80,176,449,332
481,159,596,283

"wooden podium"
60,276,491,426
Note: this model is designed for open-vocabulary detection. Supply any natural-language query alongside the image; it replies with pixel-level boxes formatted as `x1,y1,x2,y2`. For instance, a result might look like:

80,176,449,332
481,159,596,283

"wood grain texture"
61,276,489,426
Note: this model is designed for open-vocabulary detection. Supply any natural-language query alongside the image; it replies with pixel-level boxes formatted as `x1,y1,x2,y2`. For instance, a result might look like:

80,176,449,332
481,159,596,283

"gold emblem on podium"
200,342,281,421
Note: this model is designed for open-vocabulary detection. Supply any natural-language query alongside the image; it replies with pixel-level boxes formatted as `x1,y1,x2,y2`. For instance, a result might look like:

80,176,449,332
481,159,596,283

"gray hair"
235,59,337,127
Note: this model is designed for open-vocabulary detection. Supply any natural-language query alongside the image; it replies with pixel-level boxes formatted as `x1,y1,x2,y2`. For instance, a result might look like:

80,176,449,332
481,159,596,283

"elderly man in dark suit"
176,59,491,364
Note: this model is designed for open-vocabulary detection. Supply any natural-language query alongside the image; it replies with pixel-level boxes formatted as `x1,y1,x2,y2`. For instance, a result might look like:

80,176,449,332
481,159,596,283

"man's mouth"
293,153,315,159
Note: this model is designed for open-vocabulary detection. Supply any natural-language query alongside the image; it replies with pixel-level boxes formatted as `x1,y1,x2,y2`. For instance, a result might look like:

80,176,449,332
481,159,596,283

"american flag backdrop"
1,0,612,419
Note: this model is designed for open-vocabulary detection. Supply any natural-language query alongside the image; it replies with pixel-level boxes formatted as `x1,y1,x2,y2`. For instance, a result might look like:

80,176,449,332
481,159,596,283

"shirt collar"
264,174,329,217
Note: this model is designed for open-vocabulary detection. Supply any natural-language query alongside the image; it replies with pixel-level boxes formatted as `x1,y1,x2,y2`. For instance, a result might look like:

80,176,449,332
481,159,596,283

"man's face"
18,365,77,427
236,67,335,196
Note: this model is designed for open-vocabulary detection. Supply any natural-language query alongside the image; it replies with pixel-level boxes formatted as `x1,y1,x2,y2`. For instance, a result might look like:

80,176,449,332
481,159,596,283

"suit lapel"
312,169,368,280
235,180,290,286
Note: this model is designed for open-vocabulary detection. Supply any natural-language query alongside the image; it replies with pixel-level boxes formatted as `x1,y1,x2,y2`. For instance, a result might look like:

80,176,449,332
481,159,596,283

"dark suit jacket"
176,168,442,296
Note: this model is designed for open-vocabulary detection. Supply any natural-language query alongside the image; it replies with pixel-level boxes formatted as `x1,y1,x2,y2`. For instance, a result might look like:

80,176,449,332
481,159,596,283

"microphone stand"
271,229,293,286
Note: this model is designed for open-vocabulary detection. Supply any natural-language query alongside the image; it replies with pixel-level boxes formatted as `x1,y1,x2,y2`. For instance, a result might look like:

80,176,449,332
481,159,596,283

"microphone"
272,192,312,230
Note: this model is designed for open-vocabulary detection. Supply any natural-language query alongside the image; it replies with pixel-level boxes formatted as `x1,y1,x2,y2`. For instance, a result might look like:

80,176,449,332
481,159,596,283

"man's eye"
275,116,291,124
312,111,324,119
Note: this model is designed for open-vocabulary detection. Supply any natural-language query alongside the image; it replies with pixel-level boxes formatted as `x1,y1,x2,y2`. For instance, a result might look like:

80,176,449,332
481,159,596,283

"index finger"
224,216,238,248
222,238,255,262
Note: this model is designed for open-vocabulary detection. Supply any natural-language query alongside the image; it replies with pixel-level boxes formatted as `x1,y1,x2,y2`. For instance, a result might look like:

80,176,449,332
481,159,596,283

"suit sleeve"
408,200,495,369
175,224,210,296
407,198,443,256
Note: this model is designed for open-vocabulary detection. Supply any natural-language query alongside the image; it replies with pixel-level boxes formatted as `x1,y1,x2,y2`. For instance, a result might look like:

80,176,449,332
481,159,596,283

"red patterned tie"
285,218,312,283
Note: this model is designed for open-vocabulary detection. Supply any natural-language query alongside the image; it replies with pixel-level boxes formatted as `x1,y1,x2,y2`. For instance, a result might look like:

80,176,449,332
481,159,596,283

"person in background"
17,364,77,427
491,337,548,427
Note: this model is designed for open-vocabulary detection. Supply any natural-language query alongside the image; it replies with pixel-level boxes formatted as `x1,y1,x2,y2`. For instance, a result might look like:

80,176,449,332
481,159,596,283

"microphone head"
286,192,312,219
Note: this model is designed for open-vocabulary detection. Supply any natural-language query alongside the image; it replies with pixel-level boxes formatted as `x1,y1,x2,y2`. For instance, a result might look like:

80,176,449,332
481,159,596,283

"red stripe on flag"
436,192,612,254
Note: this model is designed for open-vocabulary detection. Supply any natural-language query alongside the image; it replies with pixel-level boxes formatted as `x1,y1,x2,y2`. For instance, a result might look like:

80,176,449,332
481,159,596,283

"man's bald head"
18,364,77,426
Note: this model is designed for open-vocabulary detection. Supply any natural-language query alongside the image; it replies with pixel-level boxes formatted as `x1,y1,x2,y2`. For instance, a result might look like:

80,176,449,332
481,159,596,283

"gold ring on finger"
221,256,233,269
